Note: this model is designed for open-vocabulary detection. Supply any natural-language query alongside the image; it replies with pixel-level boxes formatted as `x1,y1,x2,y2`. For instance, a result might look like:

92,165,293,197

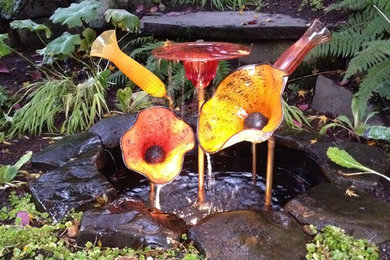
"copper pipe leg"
265,136,275,209
149,182,155,207
197,88,205,204
252,142,257,183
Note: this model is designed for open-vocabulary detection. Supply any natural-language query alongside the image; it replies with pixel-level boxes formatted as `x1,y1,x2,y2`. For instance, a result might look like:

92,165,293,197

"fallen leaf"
150,6,158,13
67,221,80,238
293,120,303,128
108,64,116,71
0,64,10,74
22,81,30,87
310,138,317,144
366,140,376,146
242,20,258,25
298,89,308,98
16,211,30,226
298,103,309,111
27,70,42,81
318,115,328,124
345,187,359,197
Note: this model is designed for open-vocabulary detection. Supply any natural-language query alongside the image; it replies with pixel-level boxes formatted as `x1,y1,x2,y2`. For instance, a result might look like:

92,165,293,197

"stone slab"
189,210,306,260
141,12,308,41
284,183,390,244
29,164,117,221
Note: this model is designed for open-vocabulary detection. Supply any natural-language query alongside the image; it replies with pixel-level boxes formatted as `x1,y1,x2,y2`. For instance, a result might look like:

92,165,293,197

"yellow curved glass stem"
91,30,166,98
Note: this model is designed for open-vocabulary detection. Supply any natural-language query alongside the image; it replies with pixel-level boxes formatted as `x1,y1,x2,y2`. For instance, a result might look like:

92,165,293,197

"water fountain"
89,17,331,231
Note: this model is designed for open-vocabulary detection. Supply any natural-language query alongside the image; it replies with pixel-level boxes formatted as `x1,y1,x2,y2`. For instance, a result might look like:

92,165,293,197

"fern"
344,40,390,79
313,0,390,119
354,60,390,107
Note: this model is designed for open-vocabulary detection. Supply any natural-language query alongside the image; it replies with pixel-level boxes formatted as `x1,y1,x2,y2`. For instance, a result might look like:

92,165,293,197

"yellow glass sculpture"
120,107,195,184
198,19,331,154
91,30,166,98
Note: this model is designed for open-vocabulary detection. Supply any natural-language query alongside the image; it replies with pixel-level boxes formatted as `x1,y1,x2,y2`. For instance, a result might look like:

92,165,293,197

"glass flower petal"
121,107,195,184
198,64,288,153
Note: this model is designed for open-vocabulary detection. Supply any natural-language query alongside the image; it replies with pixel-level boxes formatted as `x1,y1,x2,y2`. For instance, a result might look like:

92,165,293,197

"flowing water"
106,142,325,224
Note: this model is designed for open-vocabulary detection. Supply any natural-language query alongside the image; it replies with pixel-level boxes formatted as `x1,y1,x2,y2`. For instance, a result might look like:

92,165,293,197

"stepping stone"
32,132,104,169
29,164,117,222
284,183,390,244
188,209,306,260
77,198,187,249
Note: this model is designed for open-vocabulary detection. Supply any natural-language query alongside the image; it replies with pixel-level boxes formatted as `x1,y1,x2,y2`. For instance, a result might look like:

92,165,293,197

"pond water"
103,142,326,224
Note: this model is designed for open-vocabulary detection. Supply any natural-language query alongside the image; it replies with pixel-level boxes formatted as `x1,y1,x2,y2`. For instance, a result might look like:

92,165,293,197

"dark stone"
29,164,117,222
274,127,389,191
141,12,307,41
88,114,137,149
284,183,390,244
312,75,354,119
380,241,390,260
77,198,187,249
32,132,105,169
188,210,306,260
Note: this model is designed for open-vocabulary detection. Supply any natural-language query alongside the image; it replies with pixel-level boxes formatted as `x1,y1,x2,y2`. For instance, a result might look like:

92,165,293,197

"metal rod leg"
198,88,205,204
252,142,257,183
265,136,275,209
149,182,155,207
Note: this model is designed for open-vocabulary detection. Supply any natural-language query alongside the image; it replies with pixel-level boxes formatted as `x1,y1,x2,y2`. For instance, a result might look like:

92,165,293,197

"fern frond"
327,0,368,12
130,41,164,59
355,60,390,106
344,40,390,79
363,15,390,36
213,60,230,86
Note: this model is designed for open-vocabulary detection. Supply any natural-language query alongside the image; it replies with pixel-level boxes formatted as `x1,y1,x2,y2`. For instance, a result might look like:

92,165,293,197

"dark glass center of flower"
244,112,269,130
144,145,166,164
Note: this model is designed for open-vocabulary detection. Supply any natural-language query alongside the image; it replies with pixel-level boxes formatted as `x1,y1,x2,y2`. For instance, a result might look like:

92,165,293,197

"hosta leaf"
326,146,366,170
50,0,101,28
0,34,10,57
10,19,52,38
36,32,82,64
105,9,140,32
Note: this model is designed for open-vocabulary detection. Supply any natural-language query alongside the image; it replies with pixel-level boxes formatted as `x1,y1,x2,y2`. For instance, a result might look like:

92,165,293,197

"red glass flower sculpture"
121,107,195,184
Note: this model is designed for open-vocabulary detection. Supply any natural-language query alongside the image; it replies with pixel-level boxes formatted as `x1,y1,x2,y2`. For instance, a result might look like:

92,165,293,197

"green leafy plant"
299,0,323,11
306,225,379,259
326,146,390,182
116,87,152,114
170,0,245,11
7,70,110,136
282,100,311,130
0,0,14,16
313,1,390,124
0,151,32,186
2,1,144,137
319,97,390,141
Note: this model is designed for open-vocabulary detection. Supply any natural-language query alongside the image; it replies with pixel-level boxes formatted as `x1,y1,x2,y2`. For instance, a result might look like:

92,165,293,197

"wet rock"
312,75,354,119
274,128,389,191
29,164,117,222
77,198,187,249
284,183,390,244
188,210,306,260
88,114,136,149
32,132,105,169
380,241,390,260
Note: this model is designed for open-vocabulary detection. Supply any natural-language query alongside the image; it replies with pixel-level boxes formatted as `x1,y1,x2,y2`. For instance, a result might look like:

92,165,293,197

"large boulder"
88,114,137,149
284,183,390,244
29,164,117,221
188,210,306,260
32,132,105,169
77,198,187,249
